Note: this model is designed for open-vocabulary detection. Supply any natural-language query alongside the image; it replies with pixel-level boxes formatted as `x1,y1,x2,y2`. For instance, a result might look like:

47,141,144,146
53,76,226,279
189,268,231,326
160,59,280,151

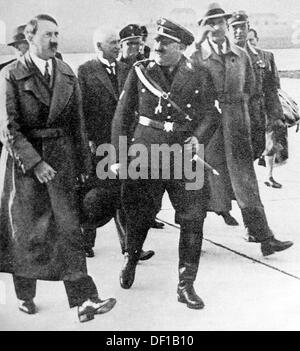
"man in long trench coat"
0,14,116,323
191,4,293,256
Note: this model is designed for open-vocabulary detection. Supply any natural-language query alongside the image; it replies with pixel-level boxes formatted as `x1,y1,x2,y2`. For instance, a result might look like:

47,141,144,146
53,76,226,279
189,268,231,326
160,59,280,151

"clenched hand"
34,161,57,184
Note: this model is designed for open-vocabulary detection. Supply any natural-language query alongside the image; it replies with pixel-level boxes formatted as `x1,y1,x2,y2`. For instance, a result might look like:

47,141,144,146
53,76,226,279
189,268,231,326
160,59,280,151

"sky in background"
0,0,299,52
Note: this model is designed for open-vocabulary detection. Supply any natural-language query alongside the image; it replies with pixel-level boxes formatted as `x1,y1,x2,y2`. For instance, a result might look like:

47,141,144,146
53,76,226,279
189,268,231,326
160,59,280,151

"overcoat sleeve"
69,77,93,175
244,52,256,98
111,67,138,160
77,65,95,143
0,68,42,173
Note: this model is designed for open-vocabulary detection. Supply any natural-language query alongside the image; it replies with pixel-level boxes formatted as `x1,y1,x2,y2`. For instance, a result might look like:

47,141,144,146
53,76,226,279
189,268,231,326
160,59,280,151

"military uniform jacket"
111,56,219,168
0,53,91,281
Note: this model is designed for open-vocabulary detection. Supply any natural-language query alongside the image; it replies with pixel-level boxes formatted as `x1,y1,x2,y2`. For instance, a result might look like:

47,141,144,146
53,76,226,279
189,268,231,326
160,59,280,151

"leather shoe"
264,177,282,189
220,212,239,226
139,250,155,261
85,247,95,258
151,220,165,229
78,297,116,323
261,237,293,257
177,283,204,310
18,299,37,315
243,228,259,243
120,253,138,289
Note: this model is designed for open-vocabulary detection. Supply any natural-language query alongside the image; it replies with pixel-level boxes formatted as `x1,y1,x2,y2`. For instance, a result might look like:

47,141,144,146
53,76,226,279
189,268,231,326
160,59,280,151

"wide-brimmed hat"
156,18,194,46
8,25,27,47
198,3,232,25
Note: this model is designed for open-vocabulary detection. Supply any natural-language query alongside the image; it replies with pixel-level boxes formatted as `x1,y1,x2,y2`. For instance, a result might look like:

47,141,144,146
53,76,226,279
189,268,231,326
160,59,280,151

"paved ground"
0,79,300,331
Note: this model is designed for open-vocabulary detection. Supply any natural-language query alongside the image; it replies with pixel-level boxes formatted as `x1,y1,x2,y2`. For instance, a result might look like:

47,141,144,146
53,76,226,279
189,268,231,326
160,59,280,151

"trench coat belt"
27,128,67,139
217,92,249,104
139,116,192,132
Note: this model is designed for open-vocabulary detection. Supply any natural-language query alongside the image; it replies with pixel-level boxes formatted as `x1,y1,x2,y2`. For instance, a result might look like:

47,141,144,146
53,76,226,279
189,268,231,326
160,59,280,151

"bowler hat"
198,3,232,25
156,18,194,46
119,24,142,42
228,11,249,26
8,25,27,47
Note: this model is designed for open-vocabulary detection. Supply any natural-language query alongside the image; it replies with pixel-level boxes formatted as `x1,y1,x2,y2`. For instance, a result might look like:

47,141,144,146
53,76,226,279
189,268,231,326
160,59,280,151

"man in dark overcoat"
191,4,293,256
78,25,155,260
112,18,220,309
0,14,116,323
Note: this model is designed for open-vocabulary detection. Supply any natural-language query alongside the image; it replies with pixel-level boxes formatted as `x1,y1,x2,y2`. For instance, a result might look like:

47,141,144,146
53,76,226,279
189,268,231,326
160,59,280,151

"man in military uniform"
112,18,220,309
228,12,286,189
119,24,144,66
191,4,293,255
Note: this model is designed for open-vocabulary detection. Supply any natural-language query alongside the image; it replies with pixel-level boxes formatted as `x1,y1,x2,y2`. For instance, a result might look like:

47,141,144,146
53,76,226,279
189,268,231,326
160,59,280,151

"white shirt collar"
97,52,116,67
30,52,53,76
209,39,227,55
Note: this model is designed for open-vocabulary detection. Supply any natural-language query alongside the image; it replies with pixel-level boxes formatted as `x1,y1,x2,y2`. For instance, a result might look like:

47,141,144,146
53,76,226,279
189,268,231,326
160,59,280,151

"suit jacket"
78,58,130,146
0,52,91,280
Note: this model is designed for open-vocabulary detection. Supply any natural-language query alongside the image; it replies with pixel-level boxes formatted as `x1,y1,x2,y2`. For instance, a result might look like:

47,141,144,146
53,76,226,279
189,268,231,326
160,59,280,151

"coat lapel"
47,59,75,124
15,54,51,107
93,60,118,100
116,61,130,96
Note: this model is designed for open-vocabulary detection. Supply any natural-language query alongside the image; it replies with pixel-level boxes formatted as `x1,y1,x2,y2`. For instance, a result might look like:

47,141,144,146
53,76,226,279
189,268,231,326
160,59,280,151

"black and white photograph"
0,0,300,333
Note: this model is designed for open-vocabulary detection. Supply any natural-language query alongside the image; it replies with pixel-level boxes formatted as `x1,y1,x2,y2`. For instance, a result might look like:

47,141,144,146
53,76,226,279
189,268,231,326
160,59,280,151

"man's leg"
114,208,155,261
167,179,206,309
13,275,37,314
64,275,116,323
119,179,164,289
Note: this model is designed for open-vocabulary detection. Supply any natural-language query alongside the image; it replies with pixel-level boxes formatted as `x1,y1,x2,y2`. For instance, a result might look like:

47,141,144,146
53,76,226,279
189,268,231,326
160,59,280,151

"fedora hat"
8,25,27,47
198,3,232,25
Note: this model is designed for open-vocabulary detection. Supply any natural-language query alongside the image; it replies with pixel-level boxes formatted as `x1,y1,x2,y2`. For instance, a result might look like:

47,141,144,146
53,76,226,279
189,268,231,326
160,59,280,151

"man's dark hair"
25,14,58,36
248,28,258,39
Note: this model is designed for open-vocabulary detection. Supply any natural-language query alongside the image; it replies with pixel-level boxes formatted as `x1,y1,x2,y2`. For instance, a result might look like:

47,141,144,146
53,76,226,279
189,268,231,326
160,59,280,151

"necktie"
217,43,225,64
105,62,116,76
44,61,51,84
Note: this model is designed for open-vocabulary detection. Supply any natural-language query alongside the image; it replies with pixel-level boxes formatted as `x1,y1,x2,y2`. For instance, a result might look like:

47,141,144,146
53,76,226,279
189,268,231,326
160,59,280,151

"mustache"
155,49,166,54
49,42,58,49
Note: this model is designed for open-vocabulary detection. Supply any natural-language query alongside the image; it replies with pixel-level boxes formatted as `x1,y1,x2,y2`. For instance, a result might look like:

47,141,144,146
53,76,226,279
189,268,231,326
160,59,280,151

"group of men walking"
0,3,294,323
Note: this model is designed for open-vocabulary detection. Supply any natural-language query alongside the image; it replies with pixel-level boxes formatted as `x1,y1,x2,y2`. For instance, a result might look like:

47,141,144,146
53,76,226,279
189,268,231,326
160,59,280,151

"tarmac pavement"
0,78,300,331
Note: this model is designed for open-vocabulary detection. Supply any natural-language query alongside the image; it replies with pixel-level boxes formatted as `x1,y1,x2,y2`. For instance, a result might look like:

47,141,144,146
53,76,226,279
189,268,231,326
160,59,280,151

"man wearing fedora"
228,12,286,191
0,25,29,71
111,18,220,309
191,3,293,256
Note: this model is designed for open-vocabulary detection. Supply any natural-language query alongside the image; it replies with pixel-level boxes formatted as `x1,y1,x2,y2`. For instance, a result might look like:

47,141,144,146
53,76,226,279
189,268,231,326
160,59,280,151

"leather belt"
27,128,67,139
139,116,191,133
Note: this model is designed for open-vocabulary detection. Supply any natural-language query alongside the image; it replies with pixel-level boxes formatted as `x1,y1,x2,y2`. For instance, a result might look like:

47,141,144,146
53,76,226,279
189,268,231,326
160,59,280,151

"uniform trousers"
121,178,207,283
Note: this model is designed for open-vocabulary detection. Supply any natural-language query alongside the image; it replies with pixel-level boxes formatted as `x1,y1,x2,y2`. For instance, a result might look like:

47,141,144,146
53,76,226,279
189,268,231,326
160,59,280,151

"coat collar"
13,52,76,124
200,37,241,61
146,55,194,95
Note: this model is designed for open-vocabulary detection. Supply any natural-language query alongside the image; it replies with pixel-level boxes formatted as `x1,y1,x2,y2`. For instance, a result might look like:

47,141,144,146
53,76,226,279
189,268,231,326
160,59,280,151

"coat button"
167,103,171,108
187,104,191,108
141,88,146,93
167,116,171,119
195,90,199,94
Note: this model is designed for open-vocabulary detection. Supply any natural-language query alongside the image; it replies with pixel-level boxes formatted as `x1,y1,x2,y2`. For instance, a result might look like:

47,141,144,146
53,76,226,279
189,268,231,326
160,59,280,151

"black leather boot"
120,253,139,289
177,282,204,310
